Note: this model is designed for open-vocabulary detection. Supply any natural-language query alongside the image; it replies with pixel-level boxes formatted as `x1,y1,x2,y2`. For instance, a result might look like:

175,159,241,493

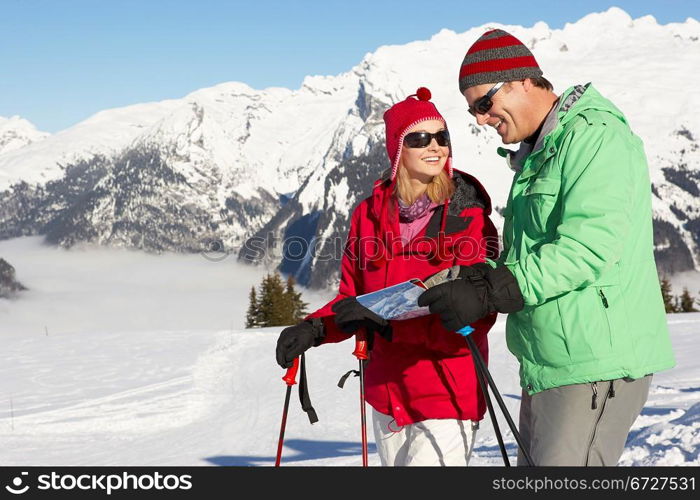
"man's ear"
521,78,534,92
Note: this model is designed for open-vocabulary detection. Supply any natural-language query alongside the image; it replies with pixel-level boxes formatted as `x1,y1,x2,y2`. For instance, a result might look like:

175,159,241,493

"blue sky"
1,0,697,133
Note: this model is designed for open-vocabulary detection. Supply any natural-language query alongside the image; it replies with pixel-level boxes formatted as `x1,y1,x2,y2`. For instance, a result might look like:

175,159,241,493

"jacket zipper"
597,288,614,349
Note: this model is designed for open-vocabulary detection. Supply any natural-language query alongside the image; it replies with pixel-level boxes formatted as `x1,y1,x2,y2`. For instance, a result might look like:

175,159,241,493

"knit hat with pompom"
382,87,452,182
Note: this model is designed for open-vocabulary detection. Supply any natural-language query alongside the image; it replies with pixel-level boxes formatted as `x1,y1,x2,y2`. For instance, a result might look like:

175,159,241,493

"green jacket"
499,84,675,394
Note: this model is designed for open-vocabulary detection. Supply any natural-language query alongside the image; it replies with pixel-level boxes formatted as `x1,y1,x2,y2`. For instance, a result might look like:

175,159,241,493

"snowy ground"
0,237,698,466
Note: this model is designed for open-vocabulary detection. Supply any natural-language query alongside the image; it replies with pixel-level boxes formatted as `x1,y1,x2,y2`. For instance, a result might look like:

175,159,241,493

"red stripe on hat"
468,32,527,54
459,56,538,79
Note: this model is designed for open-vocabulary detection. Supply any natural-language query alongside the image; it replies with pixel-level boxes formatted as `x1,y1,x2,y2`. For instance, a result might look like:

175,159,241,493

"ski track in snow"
2,324,697,467
0,239,698,466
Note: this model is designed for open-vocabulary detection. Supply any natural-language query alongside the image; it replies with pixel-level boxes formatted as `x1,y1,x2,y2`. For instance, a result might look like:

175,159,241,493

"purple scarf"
398,194,439,245
399,193,433,222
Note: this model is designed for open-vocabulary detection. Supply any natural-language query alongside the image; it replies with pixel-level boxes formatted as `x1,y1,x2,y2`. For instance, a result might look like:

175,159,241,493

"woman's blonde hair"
393,165,455,206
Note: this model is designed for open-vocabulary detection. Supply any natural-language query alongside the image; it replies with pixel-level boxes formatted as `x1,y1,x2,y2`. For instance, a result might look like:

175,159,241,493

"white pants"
372,409,478,466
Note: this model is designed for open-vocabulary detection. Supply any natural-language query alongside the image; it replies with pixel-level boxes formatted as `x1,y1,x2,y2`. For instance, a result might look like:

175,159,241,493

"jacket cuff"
308,317,325,346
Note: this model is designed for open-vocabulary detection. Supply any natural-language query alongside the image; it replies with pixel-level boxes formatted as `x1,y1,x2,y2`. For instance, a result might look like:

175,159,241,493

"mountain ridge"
1,7,698,288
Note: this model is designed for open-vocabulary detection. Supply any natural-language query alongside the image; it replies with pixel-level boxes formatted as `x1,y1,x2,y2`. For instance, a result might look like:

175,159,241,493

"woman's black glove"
275,318,324,369
417,263,524,331
331,297,392,341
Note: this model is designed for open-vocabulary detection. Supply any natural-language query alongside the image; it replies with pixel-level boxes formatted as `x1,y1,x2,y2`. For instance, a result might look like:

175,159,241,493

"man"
418,29,675,466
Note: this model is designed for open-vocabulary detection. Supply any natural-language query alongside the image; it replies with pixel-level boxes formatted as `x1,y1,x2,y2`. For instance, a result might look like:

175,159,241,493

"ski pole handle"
352,330,369,360
457,325,474,337
282,357,300,386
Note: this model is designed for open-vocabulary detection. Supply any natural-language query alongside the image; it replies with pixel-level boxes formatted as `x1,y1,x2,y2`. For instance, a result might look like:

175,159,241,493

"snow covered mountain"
0,116,49,155
1,7,699,288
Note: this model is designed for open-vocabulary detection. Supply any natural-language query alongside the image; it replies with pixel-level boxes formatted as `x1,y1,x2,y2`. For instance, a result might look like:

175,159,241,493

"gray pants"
517,375,652,466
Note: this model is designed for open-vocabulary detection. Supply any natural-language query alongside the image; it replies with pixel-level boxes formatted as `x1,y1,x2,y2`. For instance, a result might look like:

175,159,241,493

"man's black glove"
276,318,324,369
417,263,524,331
331,297,392,342
483,265,526,313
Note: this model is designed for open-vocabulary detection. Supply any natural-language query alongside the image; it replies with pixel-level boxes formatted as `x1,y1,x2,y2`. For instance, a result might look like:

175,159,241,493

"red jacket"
307,169,498,426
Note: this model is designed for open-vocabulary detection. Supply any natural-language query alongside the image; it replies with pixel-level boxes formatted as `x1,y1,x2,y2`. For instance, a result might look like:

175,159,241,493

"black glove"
276,318,324,369
417,263,524,331
331,297,392,341
483,265,526,314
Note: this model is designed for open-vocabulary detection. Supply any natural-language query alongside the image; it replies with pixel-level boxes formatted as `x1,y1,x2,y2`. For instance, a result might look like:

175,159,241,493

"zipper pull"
591,382,598,410
599,289,609,308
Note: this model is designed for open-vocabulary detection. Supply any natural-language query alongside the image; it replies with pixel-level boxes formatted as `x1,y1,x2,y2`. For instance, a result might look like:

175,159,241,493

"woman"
276,87,498,466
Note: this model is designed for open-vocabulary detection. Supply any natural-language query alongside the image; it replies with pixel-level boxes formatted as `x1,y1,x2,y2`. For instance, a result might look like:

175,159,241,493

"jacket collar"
368,169,492,236
513,83,589,180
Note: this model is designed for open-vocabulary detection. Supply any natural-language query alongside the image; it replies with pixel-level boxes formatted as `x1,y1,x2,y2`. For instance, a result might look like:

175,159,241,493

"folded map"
356,279,431,321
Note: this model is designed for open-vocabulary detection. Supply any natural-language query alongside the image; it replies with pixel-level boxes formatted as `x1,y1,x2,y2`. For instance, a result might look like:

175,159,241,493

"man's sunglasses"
468,82,505,117
403,130,450,148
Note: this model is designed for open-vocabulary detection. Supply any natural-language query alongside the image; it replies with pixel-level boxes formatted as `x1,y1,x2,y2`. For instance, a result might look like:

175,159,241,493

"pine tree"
246,273,309,327
277,276,295,324
660,277,677,313
257,273,288,327
284,276,308,323
256,274,270,327
245,287,260,328
678,287,698,313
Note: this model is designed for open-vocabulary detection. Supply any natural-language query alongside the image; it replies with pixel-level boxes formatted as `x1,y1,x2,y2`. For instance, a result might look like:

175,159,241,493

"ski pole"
352,330,369,467
458,326,534,466
275,356,300,467
457,326,510,466
468,334,534,466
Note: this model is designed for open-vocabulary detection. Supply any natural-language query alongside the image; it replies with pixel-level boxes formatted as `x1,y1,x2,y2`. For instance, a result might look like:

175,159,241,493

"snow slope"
0,237,697,466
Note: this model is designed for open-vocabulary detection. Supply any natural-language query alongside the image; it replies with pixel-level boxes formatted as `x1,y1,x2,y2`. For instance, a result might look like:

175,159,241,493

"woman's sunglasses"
403,130,450,148
468,81,504,117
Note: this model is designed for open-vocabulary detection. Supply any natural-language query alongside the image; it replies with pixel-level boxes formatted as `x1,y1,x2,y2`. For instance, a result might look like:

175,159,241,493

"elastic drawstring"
430,199,453,265
591,381,617,410
387,418,403,434
440,198,449,231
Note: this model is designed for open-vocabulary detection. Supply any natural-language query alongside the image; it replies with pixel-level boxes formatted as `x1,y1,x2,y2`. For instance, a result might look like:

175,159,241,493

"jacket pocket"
596,287,613,337
523,299,571,368
523,177,560,237
556,284,616,364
